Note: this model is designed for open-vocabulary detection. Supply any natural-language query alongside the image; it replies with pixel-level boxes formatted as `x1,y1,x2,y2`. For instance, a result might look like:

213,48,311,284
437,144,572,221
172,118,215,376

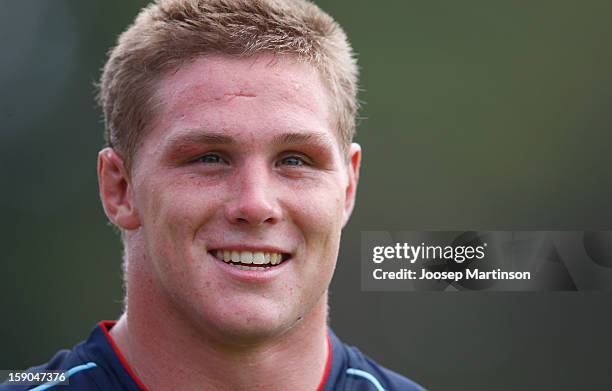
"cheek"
287,181,345,263
141,175,218,220
137,176,221,258
292,183,344,232
295,199,342,309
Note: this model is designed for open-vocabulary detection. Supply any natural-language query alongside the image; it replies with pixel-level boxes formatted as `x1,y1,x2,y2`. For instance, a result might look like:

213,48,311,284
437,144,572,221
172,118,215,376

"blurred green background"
2,1,612,390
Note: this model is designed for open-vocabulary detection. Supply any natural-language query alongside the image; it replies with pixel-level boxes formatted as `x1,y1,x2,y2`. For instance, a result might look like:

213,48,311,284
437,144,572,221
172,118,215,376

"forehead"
159,54,328,107
146,53,336,146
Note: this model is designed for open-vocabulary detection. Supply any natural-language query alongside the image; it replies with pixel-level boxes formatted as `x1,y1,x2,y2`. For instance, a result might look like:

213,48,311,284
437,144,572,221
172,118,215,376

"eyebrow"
163,131,234,148
271,132,335,148
162,129,336,151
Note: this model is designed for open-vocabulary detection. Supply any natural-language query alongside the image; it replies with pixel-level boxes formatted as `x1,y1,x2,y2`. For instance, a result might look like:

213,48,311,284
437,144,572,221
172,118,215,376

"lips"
209,249,291,269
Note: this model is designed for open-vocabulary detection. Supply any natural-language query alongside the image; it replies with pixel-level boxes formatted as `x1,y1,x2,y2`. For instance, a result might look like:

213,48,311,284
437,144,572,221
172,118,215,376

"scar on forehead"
167,83,257,101
224,91,256,99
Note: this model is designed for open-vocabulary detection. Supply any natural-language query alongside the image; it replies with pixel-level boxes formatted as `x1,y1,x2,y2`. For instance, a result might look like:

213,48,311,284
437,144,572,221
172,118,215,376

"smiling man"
2,1,424,390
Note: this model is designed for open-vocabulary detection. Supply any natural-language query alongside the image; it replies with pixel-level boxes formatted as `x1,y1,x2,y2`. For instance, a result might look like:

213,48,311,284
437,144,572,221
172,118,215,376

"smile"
211,250,290,270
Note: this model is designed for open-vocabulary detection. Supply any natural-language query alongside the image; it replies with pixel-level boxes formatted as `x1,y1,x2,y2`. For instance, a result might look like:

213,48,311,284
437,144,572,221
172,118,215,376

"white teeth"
240,251,253,264
212,249,286,266
235,264,272,271
253,252,265,264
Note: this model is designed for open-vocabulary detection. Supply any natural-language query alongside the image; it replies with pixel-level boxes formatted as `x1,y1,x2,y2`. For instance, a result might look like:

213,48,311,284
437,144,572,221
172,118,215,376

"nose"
224,162,282,226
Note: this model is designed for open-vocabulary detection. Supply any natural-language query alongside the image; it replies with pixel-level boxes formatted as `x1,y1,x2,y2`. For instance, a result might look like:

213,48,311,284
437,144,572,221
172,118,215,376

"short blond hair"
98,0,359,170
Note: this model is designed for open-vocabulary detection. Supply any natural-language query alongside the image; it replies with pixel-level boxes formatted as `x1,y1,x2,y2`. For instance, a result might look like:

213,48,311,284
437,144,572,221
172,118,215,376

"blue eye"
280,156,305,166
198,154,223,164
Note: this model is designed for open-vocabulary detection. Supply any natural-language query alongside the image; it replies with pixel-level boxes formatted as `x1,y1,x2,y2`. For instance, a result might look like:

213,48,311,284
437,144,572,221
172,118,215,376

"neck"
110,246,330,391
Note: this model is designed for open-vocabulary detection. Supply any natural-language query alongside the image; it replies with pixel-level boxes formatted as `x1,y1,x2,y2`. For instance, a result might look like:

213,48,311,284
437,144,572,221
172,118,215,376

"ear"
342,143,361,227
98,148,141,230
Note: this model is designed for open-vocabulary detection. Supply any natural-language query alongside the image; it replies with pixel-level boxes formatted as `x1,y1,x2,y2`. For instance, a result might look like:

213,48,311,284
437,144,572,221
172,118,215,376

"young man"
3,1,425,390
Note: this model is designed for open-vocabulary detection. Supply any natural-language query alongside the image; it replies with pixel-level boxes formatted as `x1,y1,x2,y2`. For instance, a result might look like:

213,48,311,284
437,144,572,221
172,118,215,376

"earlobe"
98,148,141,230
342,143,361,227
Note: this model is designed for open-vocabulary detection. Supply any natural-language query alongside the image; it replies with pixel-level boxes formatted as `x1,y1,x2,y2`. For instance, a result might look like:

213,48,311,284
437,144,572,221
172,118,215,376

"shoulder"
0,322,142,391
343,345,426,391
0,347,103,391
327,329,426,391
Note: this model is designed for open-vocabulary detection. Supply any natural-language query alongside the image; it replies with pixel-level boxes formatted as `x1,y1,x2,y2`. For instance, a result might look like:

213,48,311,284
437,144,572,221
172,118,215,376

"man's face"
124,54,360,341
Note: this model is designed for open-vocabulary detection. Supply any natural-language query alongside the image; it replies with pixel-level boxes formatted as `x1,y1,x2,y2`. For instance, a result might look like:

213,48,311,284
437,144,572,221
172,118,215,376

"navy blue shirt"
2,322,425,391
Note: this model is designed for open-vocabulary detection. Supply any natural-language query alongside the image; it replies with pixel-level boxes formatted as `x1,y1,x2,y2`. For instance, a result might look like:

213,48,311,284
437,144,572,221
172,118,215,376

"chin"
185,300,300,346
208,316,297,346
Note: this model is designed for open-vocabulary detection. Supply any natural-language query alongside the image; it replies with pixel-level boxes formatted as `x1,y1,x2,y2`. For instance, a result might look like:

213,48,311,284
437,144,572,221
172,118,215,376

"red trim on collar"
316,332,333,391
99,320,150,391
99,320,331,390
